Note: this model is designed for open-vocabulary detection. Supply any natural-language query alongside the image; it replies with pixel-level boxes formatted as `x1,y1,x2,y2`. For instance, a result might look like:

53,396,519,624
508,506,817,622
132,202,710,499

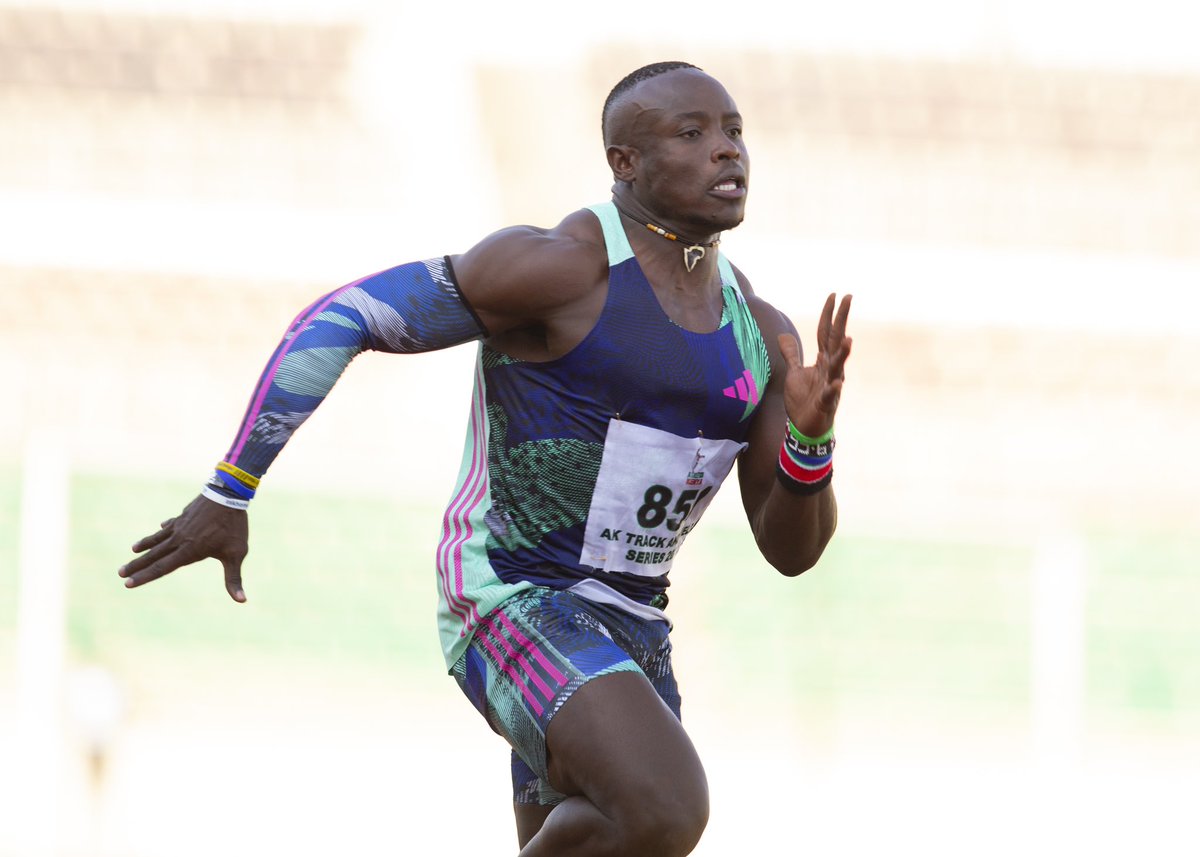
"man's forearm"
207,257,485,502
751,485,838,577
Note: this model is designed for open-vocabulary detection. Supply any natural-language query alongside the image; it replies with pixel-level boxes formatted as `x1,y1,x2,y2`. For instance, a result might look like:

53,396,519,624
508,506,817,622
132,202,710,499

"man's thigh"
544,670,708,820
452,588,675,804
514,671,708,850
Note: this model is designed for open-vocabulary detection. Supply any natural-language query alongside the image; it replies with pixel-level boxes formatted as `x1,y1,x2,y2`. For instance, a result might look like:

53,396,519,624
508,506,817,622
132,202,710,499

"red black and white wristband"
776,420,835,495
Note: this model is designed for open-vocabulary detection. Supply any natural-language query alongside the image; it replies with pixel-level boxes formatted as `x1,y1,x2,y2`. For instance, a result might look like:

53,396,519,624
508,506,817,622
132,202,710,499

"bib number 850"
636,484,714,531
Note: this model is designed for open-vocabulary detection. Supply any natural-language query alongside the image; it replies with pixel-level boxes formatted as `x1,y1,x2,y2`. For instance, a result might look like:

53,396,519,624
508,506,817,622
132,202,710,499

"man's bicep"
450,222,605,335
447,228,537,334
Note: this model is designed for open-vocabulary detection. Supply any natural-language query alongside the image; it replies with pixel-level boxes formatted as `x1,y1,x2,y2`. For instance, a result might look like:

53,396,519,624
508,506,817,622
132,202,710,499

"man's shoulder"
449,207,612,331
551,206,606,245
530,207,610,271
496,206,605,249
455,207,604,275
469,207,605,270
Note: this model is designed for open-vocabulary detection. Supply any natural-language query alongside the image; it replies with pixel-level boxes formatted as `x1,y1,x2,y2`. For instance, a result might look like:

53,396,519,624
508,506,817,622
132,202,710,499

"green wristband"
786,419,834,446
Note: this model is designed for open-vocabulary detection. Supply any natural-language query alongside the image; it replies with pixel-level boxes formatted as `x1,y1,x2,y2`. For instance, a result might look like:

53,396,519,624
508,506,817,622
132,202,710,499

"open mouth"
710,176,746,195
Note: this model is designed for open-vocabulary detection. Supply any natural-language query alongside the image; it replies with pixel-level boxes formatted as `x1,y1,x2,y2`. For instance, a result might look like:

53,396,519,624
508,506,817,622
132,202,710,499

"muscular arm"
120,258,486,598
219,257,486,484
449,210,609,361
120,211,609,599
737,291,853,576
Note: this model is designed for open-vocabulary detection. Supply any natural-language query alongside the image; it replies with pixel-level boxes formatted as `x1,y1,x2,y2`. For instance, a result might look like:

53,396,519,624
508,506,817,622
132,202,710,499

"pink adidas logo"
723,370,759,405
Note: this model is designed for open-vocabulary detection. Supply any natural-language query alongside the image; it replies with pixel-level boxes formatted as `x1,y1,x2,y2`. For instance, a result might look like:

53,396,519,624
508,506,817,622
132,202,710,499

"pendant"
683,245,705,272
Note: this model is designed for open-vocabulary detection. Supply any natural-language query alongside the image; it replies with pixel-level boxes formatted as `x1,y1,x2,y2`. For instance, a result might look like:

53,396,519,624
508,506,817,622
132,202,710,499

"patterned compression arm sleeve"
206,257,485,501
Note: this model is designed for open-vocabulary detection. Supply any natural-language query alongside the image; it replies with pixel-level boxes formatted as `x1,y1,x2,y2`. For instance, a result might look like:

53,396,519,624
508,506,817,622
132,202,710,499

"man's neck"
611,200,722,279
610,192,722,248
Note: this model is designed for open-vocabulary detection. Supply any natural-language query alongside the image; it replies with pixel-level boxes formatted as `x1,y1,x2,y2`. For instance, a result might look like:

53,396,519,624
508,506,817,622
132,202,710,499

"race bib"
580,420,746,576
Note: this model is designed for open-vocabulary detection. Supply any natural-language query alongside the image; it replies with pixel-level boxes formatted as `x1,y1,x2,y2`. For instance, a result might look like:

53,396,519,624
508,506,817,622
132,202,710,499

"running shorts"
450,586,681,805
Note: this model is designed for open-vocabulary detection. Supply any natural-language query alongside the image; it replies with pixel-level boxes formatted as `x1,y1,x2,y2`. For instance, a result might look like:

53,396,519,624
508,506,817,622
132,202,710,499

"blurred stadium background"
2,0,1198,854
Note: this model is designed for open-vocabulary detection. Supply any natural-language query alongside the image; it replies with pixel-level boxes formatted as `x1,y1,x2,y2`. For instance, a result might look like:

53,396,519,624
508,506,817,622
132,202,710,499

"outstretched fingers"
799,293,851,420
119,539,183,588
818,294,852,349
121,534,247,602
130,520,174,554
118,496,250,601
819,294,853,380
816,292,837,348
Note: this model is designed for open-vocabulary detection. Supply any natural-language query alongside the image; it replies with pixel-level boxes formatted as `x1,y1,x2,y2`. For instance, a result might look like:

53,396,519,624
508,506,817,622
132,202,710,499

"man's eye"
727,127,742,138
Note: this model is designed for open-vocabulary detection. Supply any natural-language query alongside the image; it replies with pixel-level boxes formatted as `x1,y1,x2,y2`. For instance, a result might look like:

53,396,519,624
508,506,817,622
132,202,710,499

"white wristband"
201,486,250,510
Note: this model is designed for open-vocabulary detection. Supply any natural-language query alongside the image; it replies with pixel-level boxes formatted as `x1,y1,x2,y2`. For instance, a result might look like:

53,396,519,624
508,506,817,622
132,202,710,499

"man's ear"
606,144,639,183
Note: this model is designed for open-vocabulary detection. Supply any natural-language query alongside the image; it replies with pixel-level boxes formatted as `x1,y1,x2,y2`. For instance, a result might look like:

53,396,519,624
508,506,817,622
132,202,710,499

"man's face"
620,70,750,234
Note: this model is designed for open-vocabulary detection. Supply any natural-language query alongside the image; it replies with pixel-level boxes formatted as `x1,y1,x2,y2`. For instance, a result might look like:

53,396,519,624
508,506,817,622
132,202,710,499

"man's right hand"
119,495,249,602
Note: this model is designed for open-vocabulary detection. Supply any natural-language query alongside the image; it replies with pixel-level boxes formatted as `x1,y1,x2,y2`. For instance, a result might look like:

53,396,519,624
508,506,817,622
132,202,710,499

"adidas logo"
723,370,759,404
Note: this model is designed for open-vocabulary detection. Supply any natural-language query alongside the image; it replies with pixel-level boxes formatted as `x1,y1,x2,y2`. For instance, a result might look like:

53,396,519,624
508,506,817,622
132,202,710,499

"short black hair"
602,61,701,145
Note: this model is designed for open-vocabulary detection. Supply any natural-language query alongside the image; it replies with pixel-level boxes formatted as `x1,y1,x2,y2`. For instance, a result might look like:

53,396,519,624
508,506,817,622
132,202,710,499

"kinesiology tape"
215,257,485,486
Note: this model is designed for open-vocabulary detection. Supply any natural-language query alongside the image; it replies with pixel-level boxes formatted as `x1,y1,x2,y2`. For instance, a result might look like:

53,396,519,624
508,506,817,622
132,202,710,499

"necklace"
619,210,720,273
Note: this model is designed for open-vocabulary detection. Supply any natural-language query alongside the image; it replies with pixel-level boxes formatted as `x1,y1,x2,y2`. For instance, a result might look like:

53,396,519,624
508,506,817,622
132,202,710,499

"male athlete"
119,61,852,856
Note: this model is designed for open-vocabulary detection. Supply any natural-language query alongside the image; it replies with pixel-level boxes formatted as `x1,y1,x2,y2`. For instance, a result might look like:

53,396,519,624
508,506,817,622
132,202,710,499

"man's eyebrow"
670,110,744,122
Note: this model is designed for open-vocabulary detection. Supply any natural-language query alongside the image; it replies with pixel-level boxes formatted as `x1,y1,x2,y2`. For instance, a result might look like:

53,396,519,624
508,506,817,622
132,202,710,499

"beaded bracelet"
776,420,835,495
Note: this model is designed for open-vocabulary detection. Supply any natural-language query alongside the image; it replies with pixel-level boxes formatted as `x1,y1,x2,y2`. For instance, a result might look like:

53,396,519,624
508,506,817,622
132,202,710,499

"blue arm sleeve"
207,257,485,499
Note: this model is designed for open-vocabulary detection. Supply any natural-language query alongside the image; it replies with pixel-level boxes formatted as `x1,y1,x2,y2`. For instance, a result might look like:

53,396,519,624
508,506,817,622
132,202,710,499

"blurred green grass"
1087,532,1200,727
65,473,447,687
682,531,1036,718
2,469,1197,735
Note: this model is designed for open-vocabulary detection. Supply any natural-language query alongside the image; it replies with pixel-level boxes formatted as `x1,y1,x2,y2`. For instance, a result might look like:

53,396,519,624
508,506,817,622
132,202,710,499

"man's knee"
615,774,709,856
543,671,710,854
